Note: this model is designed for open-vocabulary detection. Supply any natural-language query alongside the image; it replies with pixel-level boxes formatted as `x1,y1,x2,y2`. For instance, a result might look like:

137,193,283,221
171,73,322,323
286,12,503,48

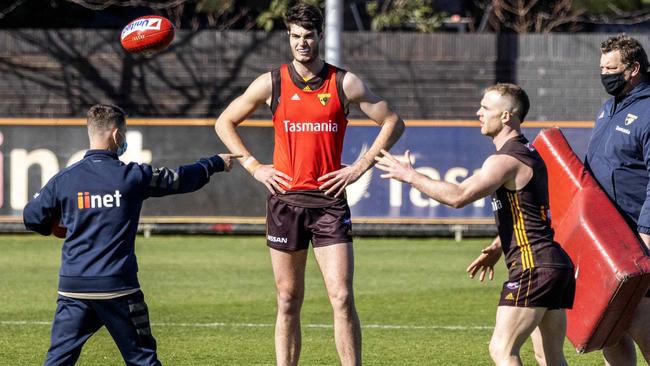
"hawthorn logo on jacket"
77,190,122,209
625,113,638,125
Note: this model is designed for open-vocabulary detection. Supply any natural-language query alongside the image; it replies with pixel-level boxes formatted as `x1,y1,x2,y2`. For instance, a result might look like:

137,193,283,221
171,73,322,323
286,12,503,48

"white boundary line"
0,320,492,331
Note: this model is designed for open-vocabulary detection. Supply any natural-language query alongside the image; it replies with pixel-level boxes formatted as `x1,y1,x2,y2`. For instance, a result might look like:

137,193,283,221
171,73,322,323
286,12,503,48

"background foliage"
2,0,650,32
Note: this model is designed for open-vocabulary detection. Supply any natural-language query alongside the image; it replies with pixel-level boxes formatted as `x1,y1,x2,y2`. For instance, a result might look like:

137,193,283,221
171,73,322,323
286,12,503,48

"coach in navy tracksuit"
23,104,238,366
585,34,650,364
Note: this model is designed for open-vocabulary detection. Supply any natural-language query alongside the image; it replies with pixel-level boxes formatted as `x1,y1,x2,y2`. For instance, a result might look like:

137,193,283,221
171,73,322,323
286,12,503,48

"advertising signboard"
0,120,592,222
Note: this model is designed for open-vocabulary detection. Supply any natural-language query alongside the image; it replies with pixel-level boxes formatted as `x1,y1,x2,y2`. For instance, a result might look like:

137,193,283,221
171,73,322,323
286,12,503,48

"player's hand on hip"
375,149,416,184
254,165,292,194
219,153,243,172
317,163,365,197
466,244,501,282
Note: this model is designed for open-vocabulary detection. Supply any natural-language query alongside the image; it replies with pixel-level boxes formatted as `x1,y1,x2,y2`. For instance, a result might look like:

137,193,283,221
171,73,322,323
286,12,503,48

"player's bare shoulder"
483,154,520,178
341,71,376,103
246,71,273,105
484,154,531,190
484,153,523,171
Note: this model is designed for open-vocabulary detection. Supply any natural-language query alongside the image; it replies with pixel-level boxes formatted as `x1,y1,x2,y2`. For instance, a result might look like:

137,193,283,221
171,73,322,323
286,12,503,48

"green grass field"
0,235,610,365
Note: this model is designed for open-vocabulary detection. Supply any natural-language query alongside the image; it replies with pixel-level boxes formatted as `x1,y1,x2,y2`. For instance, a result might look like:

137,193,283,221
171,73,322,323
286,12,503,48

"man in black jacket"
23,104,238,366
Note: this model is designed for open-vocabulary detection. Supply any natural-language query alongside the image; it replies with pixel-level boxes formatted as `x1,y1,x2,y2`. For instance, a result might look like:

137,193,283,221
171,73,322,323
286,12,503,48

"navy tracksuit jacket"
24,149,224,293
585,81,650,234
22,149,225,365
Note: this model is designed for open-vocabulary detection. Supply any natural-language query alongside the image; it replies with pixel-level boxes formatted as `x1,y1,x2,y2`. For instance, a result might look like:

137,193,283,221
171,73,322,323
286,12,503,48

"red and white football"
51,217,66,239
121,15,174,54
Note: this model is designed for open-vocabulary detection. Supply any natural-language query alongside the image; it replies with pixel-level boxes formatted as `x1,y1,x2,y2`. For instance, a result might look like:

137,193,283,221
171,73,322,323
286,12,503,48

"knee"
489,338,515,365
488,340,503,363
329,290,355,315
276,291,303,316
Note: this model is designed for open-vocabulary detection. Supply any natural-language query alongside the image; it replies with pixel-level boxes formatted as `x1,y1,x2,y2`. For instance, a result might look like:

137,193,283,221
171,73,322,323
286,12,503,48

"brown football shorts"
498,267,575,309
266,193,353,251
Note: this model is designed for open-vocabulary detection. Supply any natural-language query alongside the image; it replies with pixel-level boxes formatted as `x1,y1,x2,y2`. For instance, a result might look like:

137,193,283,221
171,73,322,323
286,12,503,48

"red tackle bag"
532,127,650,353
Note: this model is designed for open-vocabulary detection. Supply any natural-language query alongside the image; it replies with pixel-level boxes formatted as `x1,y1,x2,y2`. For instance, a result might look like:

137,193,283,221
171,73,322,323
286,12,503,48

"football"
121,15,174,54
51,217,66,239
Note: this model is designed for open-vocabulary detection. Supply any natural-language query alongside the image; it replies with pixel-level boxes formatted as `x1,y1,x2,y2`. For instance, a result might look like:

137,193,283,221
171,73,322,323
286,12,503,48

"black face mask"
601,72,628,96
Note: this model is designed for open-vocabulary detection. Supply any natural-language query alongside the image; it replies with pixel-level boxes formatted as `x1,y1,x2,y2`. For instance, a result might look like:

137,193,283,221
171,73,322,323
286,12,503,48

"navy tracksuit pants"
44,290,161,366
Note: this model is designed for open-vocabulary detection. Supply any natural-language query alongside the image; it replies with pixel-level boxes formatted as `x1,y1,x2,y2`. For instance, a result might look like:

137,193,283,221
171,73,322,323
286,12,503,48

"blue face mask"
116,140,128,156
114,130,128,156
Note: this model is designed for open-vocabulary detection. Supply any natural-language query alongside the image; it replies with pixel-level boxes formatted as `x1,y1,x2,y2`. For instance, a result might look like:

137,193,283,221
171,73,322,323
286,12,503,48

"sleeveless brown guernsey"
491,135,573,271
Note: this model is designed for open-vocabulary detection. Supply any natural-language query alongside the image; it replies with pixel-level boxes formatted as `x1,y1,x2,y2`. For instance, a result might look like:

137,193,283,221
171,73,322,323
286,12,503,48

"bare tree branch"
0,0,28,19
483,0,582,33
607,3,625,16
586,10,650,25
65,0,190,11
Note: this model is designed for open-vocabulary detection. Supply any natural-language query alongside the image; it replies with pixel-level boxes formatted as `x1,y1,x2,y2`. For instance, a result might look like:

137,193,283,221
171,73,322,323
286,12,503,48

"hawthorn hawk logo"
318,93,331,106
625,113,638,125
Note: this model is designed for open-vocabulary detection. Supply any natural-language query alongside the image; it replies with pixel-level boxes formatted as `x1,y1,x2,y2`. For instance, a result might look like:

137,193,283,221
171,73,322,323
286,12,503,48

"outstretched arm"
144,153,240,197
317,72,405,197
215,73,292,194
375,149,520,208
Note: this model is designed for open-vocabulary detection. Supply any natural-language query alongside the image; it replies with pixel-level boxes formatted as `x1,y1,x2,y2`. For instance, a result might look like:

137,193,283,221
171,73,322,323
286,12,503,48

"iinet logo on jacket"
77,190,122,209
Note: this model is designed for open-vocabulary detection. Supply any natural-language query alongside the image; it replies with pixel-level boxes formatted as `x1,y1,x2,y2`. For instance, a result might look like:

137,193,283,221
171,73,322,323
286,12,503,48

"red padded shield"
532,127,650,353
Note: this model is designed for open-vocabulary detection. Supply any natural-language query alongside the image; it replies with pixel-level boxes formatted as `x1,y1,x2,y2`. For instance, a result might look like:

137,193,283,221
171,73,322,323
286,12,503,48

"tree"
366,0,446,32
575,0,650,28
61,0,277,30
255,0,323,32
0,0,309,30
573,0,645,14
478,0,584,33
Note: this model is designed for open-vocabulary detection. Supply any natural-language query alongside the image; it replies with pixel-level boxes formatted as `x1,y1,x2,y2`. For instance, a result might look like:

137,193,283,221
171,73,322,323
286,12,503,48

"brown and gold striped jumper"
491,135,573,272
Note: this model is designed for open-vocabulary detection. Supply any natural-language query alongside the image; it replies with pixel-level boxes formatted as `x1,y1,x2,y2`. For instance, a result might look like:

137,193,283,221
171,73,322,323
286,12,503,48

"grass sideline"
0,235,610,365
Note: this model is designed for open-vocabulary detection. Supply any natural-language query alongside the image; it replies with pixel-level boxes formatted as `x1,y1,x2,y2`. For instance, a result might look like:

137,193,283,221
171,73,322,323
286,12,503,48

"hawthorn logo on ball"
77,190,122,210
120,18,162,41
